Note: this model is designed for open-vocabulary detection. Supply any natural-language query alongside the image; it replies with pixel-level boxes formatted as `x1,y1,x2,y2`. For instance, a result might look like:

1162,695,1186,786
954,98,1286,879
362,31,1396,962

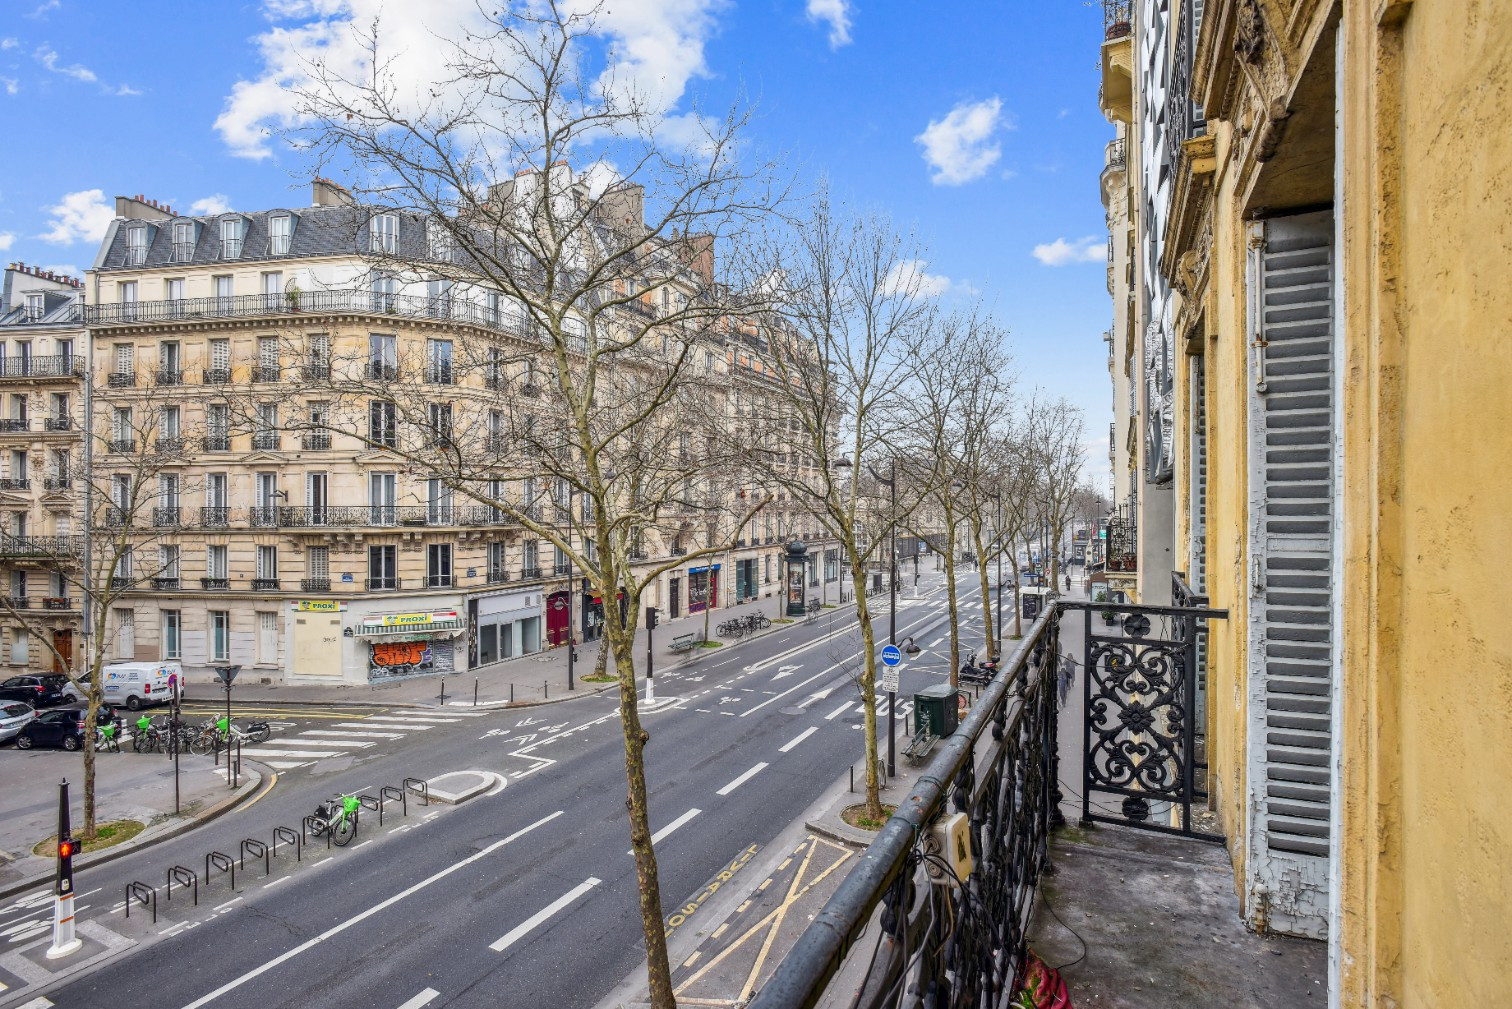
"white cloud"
1,37,19,50
1031,236,1105,267
189,194,234,215
34,44,96,82
114,83,142,96
217,0,728,160
806,0,852,48
27,0,61,18
0,232,14,252
39,189,114,245
915,96,1006,186
1,78,17,95
882,259,952,298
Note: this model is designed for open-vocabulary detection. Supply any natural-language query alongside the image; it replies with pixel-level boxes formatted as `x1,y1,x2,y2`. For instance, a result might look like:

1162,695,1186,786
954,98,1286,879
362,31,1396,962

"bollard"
849,765,854,793
544,679,549,699
439,677,446,704
474,678,479,707
510,683,514,704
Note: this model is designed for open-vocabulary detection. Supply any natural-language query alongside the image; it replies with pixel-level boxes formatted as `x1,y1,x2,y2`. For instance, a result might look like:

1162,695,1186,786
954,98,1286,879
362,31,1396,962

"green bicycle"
310,793,361,846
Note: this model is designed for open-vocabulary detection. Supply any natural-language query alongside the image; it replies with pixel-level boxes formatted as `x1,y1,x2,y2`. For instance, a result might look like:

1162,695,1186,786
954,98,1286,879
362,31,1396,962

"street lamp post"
995,492,1004,651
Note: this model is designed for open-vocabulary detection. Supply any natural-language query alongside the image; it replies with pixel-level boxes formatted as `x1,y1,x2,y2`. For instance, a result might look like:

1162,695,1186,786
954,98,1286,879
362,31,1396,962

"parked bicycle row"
0,701,271,754
716,612,773,638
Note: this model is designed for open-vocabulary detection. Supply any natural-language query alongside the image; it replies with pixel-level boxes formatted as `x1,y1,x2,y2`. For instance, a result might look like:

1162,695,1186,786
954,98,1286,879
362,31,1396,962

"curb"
227,601,865,712
0,762,276,903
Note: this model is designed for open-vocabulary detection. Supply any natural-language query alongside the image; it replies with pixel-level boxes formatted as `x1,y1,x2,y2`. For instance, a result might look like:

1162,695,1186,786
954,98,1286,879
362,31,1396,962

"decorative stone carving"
1235,0,1266,64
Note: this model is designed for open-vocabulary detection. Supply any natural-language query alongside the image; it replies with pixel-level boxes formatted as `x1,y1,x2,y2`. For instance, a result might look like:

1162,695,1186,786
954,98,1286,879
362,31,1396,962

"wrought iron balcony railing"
202,368,231,385
250,578,280,591
200,577,230,590
0,534,83,557
154,369,183,387
520,565,542,580
301,577,331,592
251,432,281,450
749,608,1064,1009
0,477,29,491
1,595,30,609
301,363,331,381
486,568,510,585
151,576,180,590
425,574,454,588
108,438,136,453
152,506,181,527
203,435,231,452
0,419,28,433
0,355,82,381
253,365,281,383
107,372,136,388
425,364,455,385
44,418,72,432
43,477,69,492
200,506,232,527
84,288,548,345
42,596,71,610
1102,0,1131,39
1105,137,1126,172
366,577,401,591
301,433,332,450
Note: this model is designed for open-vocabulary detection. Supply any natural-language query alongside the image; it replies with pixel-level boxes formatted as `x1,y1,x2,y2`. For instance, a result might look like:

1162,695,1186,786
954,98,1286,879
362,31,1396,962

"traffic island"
0,752,268,902
423,769,497,804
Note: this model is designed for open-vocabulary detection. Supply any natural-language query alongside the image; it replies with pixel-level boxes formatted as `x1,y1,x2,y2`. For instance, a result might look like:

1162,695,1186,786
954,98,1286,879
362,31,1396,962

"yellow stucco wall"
1337,1,1512,1004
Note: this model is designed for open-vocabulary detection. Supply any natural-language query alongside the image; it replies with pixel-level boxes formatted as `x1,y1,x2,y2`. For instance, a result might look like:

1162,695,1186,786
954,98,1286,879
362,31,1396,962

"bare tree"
738,192,934,821
279,6,780,1004
1026,395,1086,591
898,310,1013,685
0,378,199,839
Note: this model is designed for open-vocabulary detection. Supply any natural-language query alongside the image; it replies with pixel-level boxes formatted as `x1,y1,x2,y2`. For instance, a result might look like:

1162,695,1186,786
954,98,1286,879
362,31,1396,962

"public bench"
669,633,700,653
903,727,937,766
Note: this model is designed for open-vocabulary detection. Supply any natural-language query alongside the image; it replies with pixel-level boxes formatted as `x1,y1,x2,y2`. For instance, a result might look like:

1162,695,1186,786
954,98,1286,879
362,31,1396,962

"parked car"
0,675,68,708
58,672,88,704
14,703,122,751
101,662,183,710
0,701,35,744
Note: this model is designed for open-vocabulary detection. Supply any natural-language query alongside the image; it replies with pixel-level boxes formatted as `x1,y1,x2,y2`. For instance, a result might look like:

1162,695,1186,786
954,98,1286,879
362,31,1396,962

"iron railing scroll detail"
1068,598,1227,840
750,606,1063,1009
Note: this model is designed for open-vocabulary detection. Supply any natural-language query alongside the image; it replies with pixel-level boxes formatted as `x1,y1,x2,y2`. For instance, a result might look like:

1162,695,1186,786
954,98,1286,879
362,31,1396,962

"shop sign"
376,611,455,627
294,600,343,612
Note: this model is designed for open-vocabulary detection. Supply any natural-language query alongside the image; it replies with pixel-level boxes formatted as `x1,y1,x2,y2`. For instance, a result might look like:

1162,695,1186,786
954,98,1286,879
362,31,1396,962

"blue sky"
0,0,1114,485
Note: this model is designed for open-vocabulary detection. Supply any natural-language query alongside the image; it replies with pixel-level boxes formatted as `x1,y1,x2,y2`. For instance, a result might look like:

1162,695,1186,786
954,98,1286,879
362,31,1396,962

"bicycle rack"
240,838,270,877
124,881,156,923
204,851,235,890
303,814,331,850
404,777,429,807
380,785,405,824
166,865,197,906
272,825,301,863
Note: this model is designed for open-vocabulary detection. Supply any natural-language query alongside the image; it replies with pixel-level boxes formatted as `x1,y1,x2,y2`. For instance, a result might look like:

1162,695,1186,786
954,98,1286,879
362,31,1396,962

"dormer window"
220,218,244,259
171,221,195,261
125,226,148,266
370,213,399,255
426,219,452,262
23,293,44,322
269,214,292,256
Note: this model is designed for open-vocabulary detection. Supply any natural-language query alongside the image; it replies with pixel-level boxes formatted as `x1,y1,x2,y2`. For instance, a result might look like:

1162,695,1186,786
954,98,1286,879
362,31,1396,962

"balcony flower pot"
285,286,302,312
1095,590,1116,625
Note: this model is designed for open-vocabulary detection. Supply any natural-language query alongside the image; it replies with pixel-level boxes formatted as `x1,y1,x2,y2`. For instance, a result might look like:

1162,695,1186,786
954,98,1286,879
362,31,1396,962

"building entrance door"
546,591,570,646
52,629,71,673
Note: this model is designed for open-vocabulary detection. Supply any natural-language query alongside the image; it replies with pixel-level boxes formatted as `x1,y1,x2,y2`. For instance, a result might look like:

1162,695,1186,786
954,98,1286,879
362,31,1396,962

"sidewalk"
224,592,862,710
0,747,264,900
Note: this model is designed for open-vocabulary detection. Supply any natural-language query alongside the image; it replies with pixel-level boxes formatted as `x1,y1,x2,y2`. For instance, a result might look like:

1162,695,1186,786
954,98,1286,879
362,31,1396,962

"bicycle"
95,719,123,753
716,618,745,639
188,716,272,756
309,793,360,846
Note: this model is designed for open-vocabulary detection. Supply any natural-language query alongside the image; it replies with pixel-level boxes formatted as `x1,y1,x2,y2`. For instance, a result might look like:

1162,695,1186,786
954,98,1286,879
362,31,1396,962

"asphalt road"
3,573,997,1009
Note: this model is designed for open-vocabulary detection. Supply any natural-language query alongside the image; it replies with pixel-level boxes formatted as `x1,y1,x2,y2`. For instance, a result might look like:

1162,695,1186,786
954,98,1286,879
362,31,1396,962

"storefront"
734,558,758,603
687,564,720,614
467,589,543,668
583,587,626,642
546,590,571,646
354,608,465,682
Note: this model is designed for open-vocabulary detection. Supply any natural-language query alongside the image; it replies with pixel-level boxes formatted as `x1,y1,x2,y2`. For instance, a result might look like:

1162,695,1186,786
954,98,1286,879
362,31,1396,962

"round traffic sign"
880,644,902,667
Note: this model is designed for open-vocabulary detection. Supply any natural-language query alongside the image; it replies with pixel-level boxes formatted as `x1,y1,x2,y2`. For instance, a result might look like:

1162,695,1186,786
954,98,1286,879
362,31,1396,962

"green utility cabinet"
913,684,960,738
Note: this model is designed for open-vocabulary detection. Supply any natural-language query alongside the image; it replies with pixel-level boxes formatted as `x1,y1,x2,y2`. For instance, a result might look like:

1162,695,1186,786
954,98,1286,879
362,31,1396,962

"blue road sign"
880,644,902,667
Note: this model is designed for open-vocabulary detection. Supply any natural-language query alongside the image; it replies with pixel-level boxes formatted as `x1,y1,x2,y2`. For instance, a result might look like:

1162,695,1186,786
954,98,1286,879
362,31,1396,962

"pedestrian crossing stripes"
237,706,487,769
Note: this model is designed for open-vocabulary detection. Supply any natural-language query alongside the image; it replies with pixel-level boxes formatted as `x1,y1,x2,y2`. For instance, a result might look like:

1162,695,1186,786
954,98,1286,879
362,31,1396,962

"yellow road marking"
682,951,701,967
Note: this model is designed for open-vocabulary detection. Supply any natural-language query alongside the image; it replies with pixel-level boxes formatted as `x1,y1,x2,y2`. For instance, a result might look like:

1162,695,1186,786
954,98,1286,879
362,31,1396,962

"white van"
100,662,183,710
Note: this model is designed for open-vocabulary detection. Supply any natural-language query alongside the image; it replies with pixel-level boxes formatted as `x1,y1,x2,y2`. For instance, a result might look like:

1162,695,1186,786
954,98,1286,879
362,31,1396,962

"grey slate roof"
94,205,432,272
0,289,83,329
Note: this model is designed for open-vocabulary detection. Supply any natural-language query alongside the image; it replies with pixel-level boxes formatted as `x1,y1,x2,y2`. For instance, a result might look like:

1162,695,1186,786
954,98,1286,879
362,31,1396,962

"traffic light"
645,606,658,630
56,835,76,895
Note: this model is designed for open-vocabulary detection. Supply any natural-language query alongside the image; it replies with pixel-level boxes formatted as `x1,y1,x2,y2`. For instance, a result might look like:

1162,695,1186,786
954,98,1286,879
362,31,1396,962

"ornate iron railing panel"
750,607,1064,1009
1072,600,1225,840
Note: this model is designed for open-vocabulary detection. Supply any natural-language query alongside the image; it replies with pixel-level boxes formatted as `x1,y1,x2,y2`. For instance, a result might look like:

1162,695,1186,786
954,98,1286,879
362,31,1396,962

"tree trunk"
850,560,882,820
943,516,960,688
82,694,99,839
971,523,995,661
1011,555,1024,639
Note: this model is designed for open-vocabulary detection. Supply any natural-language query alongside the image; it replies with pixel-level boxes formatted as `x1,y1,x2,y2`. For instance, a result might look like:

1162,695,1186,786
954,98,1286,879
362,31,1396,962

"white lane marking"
396,989,441,1009
717,762,769,796
176,811,565,1009
263,877,291,889
824,701,852,721
333,721,429,730
299,730,405,739
14,998,54,1008
236,748,339,757
630,808,701,854
362,716,461,725
264,738,375,749
489,877,601,953
391,709,483,718
929,636,944,647
264,760,312,769
779,727,818,753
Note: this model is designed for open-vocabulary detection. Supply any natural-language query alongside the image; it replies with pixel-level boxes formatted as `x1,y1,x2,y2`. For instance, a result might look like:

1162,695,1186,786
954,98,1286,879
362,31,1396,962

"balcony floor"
1028,823,1326,1008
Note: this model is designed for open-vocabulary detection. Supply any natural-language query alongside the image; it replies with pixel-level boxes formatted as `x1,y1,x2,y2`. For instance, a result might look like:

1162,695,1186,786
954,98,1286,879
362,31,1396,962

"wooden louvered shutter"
1245,210,1335,938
